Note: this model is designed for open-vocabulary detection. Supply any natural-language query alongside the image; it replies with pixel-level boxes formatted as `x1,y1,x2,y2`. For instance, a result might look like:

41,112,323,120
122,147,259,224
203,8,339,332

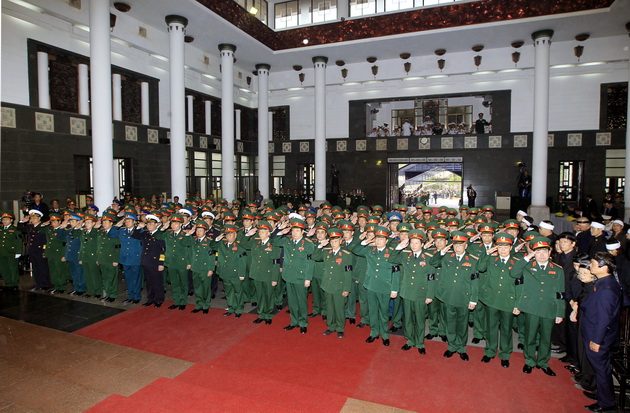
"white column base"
312,200,328,208
527,205,550,225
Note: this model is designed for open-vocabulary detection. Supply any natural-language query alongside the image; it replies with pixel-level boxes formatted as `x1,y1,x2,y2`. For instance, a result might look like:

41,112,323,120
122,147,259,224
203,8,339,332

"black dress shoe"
389,326,400,333
203,309,209,314
179,305,186,311
550,347,566,353
142,301,154,307
540,367,556,376
122,298,133,304
584,402,617,412
425,334,435,340
105,297,115,303
223,312,233,316
583,391,598,401
234,313,241,318
154,303,162,308
523,365,532,374
322,329,333,335
501,359,510,368
300,327,307,334
188,292,194,296
84,294,92,298
440,335,448,342
276,305,283,310
357,323,367,328
471,338,482,344
468,321,473,327
284,325,297,331
337,332,344,339
211,294,215,299
168,304,178,310
192,308,202,313
307,313,317,318
382,338,390,346
401,344,412,351
132,300,140,304
559,355,571,363
517,343,524,350
365,336,377,343
418,348,426,354
94,295,101,299
481,355,492,363
348,318,356,325
251,302,257,307
443,350,454,358
322,315,327,321
459,352,469,361
264,319,272,325
253,318,264,324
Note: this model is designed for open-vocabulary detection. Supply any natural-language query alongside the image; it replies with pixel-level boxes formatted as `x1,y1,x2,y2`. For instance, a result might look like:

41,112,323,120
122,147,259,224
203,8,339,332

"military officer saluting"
111,212,143,304
96,212,121,302
511,236,565,376
63,213,86,296
157,213,193,310
78,214,100,298
188,220,216,314
19,209,51,291
312,228,354,338
0,212,22,291
431,230,480,361
132,214,166,308
212,224,248,318
43,213,69,294
390,229,437,354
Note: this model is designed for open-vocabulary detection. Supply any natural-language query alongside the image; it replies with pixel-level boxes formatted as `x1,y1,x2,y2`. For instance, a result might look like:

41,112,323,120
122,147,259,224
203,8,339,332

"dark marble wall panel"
601,82,628,130
121,76,141,124
271,106,290,141
49,58,79,114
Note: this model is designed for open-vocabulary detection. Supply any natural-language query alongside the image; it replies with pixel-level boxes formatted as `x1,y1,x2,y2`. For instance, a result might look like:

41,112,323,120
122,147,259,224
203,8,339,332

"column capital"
165,15,188,27
219,43,237,53
312,56,328,65
256,63,271,72
531,30,554,41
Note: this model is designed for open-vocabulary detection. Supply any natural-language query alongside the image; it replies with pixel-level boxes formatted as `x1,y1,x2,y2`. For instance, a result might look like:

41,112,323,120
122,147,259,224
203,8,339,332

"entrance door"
297,164,314,202
391,163,463,208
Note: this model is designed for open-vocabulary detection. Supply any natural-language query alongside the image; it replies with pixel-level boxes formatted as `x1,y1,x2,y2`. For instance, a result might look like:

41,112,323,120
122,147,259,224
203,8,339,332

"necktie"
540,265,546,271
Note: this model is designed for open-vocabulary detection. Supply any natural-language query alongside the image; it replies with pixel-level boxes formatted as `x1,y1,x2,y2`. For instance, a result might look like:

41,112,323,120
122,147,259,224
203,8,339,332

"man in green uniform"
274,218,315,334
313,227,353,338
469,223,496,344
511,236,565,376
350,226,400,346
425,228,449,341
78,214,101,298
242,221,280,324
188,220,216,314
213,224,247,317
0,212,22,290
44,213,69,294
308,221,329,319
158,213,193,310
477,233,518,367
97,212,121,302
431,231,480,361
390,230,437,354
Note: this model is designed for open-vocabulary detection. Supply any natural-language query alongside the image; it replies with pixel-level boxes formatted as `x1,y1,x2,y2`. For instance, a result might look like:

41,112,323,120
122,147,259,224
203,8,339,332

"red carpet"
79,303,595,412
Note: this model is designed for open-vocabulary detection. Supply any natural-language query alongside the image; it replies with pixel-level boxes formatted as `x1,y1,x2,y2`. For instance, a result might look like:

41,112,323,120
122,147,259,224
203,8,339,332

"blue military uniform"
109,218,143,302
63,221,86,294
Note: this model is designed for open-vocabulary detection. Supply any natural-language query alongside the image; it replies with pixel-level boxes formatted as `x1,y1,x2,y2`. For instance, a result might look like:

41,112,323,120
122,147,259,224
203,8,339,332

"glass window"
349,0,376,17
272,156,286,177
386,0,414,12
212,153,222,177
313,0,337,23
558,161,584,202
275,1,299,29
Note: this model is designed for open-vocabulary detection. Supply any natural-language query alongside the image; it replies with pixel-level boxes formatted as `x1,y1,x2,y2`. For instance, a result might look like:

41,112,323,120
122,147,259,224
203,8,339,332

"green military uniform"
241,222,281,321
213,227,247,316
78,222,100,297
345,236,369,326
236,224,255,304
510,238,565,369
477,247,519,361
431,234,480,355
274,225,315,329
468,240,495,342
43,222,69,291
189,230,217,312
0,215,22,288
312,234,353,334
96,224,121,299
310,238,327,317
158,224,193,307
390,241,437,350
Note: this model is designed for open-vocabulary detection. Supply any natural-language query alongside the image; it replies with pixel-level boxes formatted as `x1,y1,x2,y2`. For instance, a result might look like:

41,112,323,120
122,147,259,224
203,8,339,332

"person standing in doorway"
467,185,477,208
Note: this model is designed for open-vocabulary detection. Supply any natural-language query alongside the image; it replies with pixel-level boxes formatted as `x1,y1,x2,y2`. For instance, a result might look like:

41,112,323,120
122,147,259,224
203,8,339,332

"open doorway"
392,162,463,208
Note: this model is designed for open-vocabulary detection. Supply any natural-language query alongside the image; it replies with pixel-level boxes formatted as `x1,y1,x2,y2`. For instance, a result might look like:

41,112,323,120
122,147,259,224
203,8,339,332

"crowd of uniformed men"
1,195,627,412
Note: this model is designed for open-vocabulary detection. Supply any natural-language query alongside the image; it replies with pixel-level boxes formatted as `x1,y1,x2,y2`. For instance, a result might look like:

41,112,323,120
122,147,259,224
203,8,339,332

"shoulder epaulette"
403,249,412,253
468,254,479,260
323,247,332,251
424,252,434,258
342,250,351,255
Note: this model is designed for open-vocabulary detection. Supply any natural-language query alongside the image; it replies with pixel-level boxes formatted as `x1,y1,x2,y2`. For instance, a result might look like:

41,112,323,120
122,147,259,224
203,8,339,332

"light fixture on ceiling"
249,0,258,15
511,41,523,66
341,68,348,81
113,2,131,12
437,59,445,72
474,55,482,69
574,33,589,62
110,13,116,31
400,53,411,75
371,65,378,78
366,57,377,63
299,72,305,84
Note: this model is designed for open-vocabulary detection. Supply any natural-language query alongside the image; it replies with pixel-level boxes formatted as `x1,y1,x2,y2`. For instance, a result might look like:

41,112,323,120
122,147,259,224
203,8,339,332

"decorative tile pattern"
513,134,528,148
356,140,367,151
35,112,54,132
418,137,431,150
282,142,292,153
185,134,193,147
441,137,453,149
268,142,274,153
214,138,221,150
595,132,611,146
397,138,408,151
464,136,477,149
237,141,244,153
489,135,502,148
299,141,310,152
147,129,159,144
1,107,16,128
547,134,554,147
376,139,387,151
69,117,86,136
125,125,138,141
336,140,347,152
567,133,582,147
200,136,208,149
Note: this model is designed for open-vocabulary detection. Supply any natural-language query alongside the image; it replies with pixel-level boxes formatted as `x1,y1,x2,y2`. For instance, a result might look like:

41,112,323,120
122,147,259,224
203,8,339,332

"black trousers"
143,264,164,304
30,254,51,289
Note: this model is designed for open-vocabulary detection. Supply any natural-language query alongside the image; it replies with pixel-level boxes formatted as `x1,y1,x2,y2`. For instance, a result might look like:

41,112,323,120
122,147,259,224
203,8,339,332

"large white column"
37,51,50,109
528,30,553,223
219,44,237,200
78,63,90,116
166,15,188,202
112,73,122,121
256,63,270,198
235,109,241,140
89,0,114,209
313,56,328,204
204,100,212,135
625,27,630,221
141,81,149,125
186,95,194,132
268,112,273,141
